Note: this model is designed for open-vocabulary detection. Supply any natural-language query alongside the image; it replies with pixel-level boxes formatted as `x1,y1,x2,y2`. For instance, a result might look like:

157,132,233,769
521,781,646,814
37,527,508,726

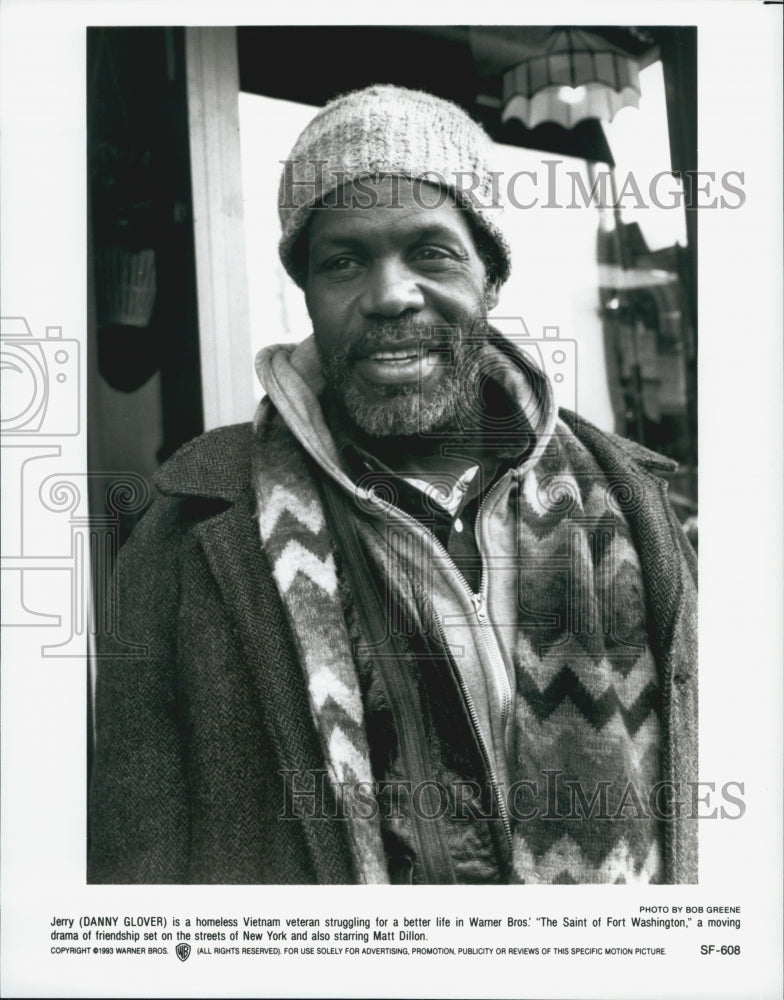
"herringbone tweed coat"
87,411,697,884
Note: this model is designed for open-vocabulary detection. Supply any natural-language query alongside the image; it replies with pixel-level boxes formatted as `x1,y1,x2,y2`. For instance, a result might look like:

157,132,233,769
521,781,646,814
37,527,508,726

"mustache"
343,319,461,362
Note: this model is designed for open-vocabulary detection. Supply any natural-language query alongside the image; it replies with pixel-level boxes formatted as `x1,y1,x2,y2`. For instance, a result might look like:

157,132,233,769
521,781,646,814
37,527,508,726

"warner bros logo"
175,942,191,962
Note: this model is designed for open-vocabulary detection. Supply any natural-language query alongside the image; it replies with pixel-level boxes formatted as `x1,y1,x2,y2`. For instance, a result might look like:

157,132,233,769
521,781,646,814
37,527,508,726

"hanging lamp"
501,27,642,129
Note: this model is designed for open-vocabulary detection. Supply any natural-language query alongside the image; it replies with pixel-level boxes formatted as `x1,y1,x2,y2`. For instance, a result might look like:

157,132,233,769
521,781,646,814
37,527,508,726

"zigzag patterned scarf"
508,426,663,883
252,399,389,884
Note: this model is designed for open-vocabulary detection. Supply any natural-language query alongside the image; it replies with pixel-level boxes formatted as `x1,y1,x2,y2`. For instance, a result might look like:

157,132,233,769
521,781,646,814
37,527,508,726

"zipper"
367,475,515,852
429,600,514,853
471,591,513,760
472,480,514,749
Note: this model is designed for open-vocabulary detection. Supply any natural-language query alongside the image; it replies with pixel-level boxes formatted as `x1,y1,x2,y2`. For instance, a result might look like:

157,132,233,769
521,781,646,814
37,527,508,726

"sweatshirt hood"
254,332,557,499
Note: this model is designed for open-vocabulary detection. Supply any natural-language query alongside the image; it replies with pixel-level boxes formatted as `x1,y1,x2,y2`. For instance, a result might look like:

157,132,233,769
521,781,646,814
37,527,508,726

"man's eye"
323,256,362,272
412,246,451,261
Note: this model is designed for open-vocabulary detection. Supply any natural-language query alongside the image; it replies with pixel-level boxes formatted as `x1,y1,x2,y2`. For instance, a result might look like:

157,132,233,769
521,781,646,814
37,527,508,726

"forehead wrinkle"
308,210,475,256
311,221,466,247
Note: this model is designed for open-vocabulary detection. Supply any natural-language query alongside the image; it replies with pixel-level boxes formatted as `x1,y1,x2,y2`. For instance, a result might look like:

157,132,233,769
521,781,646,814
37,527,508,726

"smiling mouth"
354,342,442,385
366,346,420,362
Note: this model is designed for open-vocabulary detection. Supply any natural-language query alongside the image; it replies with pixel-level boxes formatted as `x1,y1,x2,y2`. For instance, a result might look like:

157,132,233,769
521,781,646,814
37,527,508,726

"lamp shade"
501,28,641,129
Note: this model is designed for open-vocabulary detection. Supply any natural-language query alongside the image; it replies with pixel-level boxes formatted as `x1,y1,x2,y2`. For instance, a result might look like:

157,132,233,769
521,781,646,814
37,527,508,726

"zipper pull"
472,593,488,623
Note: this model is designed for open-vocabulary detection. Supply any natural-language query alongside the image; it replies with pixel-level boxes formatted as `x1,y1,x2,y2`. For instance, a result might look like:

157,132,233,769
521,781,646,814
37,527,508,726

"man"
88,85,697,885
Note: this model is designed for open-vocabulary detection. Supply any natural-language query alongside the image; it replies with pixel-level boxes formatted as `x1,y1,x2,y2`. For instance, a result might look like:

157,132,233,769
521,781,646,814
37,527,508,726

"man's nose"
358,259,426,318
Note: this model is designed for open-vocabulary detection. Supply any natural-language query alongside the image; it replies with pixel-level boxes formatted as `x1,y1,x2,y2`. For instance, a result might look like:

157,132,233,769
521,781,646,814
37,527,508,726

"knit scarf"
508,426,663,883
252,399,389,884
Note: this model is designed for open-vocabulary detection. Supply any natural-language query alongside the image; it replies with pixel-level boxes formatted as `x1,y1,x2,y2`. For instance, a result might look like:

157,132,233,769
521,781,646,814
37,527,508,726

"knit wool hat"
277,84,511,288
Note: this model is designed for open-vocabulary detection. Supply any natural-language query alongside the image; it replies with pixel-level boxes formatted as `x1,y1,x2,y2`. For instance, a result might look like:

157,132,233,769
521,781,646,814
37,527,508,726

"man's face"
304,176,498,437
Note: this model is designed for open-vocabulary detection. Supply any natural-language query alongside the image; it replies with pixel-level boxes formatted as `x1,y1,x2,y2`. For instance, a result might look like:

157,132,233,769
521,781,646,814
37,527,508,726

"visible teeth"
369,349,417,361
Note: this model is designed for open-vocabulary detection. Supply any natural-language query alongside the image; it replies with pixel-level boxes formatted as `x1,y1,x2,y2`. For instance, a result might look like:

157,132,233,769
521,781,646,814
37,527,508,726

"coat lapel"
156,424,356,883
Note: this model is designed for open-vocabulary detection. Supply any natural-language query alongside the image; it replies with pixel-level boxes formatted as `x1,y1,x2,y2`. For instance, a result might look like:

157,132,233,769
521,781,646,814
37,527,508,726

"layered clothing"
88,334,697,884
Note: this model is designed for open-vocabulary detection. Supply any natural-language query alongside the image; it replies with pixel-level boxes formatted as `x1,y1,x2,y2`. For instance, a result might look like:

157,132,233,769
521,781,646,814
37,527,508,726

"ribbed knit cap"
278,84,511,288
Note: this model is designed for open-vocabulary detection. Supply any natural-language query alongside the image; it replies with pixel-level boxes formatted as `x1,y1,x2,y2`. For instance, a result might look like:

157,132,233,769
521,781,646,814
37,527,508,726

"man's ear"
485,279,500,313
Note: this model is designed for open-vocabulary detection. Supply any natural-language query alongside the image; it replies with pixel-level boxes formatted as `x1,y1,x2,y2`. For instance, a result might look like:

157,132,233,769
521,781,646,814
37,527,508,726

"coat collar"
154,422,255,502
559,408,678,474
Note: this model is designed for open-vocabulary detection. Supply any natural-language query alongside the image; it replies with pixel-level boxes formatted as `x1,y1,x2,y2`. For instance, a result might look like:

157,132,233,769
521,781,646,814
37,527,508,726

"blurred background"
87,25,698,547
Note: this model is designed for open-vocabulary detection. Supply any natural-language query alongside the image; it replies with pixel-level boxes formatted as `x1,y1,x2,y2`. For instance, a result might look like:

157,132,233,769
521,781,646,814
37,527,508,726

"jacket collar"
154,422,255,501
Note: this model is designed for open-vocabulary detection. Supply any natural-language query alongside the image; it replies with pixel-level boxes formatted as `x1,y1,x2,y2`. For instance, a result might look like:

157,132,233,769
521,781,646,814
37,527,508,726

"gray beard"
316,319,489,438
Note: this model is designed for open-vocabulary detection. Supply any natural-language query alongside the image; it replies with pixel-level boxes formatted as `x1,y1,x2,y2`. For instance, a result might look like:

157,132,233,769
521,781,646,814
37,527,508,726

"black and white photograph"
1,2,782,998
86,24,700,888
